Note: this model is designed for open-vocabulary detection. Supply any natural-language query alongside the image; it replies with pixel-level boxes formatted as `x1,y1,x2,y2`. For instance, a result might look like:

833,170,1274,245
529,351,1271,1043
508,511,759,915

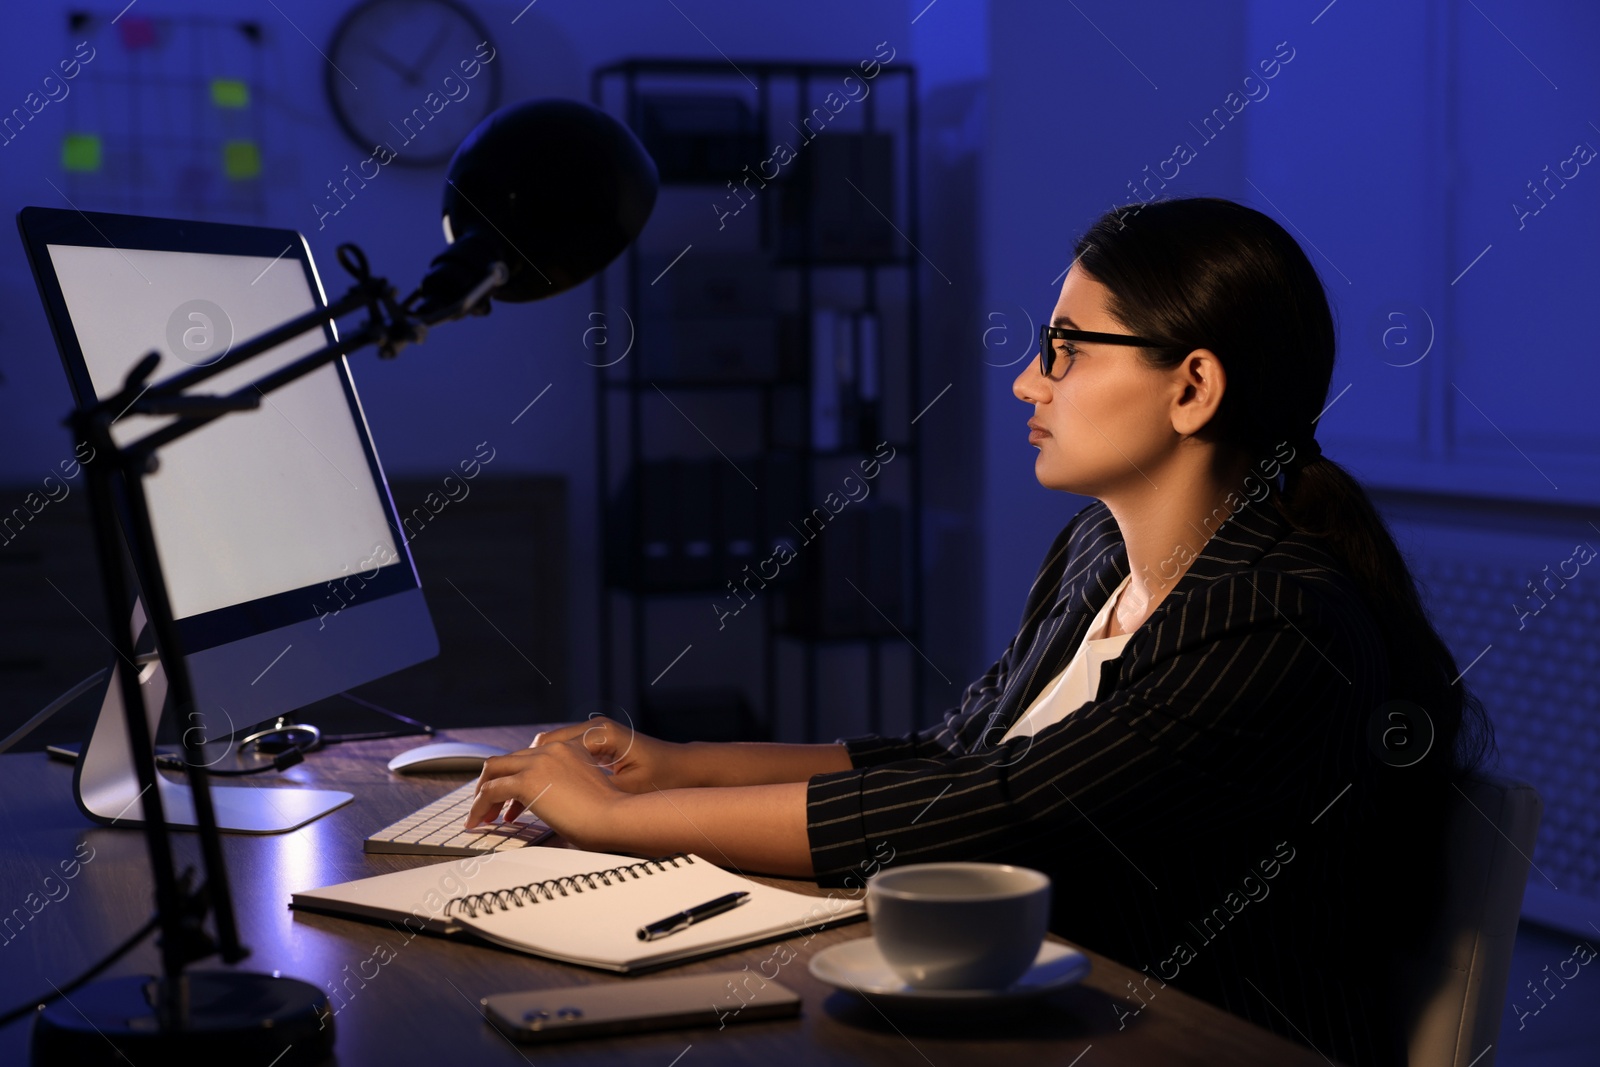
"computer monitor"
18,206,438,831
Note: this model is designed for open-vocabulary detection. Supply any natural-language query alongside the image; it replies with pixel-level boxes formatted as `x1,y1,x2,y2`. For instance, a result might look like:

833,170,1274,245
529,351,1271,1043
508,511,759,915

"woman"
467,197,1492,1066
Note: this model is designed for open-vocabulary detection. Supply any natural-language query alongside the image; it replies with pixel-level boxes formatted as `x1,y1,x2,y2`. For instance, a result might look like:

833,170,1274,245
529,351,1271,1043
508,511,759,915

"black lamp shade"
441,99,660,302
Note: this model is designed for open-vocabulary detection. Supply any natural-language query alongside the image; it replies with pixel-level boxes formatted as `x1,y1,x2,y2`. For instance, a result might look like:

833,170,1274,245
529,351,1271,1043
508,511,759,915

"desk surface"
0,726,1334,1065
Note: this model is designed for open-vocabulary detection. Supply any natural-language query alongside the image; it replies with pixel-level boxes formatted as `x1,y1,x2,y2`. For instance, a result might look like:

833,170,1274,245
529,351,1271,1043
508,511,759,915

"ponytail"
1274,454,1495,779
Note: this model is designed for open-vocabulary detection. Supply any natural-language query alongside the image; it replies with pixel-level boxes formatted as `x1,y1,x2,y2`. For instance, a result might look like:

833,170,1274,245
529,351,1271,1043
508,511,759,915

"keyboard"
364,781,555,856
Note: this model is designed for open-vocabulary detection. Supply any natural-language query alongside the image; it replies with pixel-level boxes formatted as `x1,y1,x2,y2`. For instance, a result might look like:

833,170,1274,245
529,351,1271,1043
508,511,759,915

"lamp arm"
97,245,394,412
59,242,493,1017
72,436,212,1016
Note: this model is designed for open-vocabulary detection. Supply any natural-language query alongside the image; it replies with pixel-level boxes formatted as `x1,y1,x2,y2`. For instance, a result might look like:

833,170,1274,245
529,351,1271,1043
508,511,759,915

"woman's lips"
1028,428,1050,443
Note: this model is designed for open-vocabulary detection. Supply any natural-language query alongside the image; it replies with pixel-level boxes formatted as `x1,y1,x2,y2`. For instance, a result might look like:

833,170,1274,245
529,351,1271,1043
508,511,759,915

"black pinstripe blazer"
806,497,1435,1067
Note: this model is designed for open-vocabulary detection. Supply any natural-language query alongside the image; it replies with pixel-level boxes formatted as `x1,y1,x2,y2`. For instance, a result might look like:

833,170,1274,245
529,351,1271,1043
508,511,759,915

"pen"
637,891,750,941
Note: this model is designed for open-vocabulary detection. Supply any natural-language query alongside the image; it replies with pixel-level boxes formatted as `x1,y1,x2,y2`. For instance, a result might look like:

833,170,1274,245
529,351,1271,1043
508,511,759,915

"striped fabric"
806,497,1436,1066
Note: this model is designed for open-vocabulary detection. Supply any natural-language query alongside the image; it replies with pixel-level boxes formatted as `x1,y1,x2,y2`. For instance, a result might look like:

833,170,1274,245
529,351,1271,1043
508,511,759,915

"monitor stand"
73,607,353,835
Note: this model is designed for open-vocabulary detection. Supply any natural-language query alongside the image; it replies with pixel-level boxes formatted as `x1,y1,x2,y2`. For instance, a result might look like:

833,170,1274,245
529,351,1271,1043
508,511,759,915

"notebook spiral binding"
445,852,697,919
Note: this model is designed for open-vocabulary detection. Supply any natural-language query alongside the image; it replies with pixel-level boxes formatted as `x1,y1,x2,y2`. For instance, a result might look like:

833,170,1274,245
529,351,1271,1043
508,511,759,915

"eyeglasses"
1037,324,1171,378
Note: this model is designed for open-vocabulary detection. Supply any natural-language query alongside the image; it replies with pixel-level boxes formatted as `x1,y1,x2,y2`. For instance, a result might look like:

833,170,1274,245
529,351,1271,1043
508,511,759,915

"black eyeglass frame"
1037,324,1173,377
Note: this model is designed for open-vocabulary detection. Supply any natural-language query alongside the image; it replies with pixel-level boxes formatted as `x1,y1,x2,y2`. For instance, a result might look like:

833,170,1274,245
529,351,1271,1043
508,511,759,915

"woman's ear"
1169,348,1227,436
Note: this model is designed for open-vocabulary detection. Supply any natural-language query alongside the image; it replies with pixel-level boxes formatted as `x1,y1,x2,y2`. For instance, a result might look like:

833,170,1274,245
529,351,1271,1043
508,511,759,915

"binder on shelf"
835,311,859,453
857,312,882,447
810,308,840,451
808,310,884,453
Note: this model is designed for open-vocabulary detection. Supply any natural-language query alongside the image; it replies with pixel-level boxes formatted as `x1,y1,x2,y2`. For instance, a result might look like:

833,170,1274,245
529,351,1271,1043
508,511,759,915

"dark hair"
1074,196,1494,781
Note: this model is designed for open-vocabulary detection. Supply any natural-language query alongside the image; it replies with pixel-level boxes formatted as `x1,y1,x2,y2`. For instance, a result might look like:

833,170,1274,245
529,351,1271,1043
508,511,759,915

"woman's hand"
463,739,628,851
527,715,695,793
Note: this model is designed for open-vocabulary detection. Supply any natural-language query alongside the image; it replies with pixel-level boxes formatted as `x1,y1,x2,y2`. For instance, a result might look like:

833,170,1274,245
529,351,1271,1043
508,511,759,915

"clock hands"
369,20,453,87
408,18,455,83
365,43,420,85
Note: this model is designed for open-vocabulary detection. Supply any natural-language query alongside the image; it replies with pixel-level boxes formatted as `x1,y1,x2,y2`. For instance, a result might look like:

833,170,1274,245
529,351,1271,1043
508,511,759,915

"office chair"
1398,773,1543,1067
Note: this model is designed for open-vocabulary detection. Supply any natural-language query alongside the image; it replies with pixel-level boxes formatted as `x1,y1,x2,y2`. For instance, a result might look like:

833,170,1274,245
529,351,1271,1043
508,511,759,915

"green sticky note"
223,139,261,180
210,79,250,108
61,133,102,172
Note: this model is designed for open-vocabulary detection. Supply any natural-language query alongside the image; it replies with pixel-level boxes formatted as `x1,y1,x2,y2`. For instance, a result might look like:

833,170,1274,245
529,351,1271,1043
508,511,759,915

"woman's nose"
1013,357,1043,402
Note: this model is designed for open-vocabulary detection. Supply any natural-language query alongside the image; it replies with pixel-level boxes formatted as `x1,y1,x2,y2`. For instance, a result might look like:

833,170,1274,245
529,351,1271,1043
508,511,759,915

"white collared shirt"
1000,573,1135,743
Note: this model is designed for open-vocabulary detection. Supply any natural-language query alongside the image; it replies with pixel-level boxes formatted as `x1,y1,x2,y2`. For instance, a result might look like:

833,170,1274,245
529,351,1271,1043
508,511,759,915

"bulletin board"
59,9,270,220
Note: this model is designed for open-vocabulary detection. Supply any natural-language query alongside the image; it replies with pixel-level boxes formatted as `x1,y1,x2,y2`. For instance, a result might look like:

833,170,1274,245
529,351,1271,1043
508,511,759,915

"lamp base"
32,971,333,1067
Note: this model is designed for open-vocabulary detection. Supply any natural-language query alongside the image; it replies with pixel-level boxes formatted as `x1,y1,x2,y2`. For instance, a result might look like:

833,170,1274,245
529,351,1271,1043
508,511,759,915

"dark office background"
0,3,1593,1061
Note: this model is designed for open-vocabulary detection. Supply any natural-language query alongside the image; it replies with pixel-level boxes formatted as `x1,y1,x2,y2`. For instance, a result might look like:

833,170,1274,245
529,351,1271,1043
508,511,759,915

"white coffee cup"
866,862,1052,990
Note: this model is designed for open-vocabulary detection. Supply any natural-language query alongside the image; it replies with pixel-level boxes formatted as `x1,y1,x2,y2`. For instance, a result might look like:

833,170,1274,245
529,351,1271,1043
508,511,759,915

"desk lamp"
26,99,657,1067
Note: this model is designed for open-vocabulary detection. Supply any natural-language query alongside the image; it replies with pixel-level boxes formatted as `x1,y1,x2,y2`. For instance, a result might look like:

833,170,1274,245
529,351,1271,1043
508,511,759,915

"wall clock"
325,0,502,167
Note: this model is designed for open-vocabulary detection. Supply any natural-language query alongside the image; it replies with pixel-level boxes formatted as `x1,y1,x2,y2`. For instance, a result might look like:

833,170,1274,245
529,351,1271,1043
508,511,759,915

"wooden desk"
0,726,1333,1065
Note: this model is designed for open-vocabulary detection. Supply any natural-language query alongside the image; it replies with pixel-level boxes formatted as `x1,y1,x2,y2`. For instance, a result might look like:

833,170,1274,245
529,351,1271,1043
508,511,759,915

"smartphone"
481,972,801,1043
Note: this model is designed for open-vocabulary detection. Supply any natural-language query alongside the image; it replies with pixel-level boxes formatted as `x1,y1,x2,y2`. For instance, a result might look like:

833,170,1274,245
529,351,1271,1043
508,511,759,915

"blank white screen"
47,243,401,621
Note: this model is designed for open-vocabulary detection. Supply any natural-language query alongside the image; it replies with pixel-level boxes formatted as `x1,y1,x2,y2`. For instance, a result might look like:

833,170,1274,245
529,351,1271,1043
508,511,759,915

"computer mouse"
387,741,508,774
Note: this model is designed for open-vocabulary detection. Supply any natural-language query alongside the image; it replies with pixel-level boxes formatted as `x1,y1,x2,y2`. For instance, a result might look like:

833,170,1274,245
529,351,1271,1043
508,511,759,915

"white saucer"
808,938,1091,1007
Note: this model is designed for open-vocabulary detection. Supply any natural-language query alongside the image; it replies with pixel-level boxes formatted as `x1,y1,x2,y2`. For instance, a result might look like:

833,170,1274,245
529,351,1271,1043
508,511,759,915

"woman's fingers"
466,740,589,828
532,716,629,758
466,773,521,828
530,721,591,748
467,752,531,827
464,794,504,829
577,716,630,756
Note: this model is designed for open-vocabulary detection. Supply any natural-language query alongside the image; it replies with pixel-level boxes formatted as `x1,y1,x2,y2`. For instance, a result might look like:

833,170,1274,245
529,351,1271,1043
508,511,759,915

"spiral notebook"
290,849,865,973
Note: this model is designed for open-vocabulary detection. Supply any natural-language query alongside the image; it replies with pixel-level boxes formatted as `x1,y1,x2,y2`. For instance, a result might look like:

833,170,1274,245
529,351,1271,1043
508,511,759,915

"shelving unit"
590,58,922,744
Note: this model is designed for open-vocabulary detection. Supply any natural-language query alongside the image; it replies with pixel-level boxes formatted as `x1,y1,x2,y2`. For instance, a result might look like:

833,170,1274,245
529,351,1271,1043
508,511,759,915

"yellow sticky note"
211,79,250,108
223,139,261,180
61,133,102,172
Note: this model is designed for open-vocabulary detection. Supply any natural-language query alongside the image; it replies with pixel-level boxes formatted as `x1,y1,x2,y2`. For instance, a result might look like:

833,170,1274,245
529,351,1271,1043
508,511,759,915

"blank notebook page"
457,850,860,969
292,848,863,972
